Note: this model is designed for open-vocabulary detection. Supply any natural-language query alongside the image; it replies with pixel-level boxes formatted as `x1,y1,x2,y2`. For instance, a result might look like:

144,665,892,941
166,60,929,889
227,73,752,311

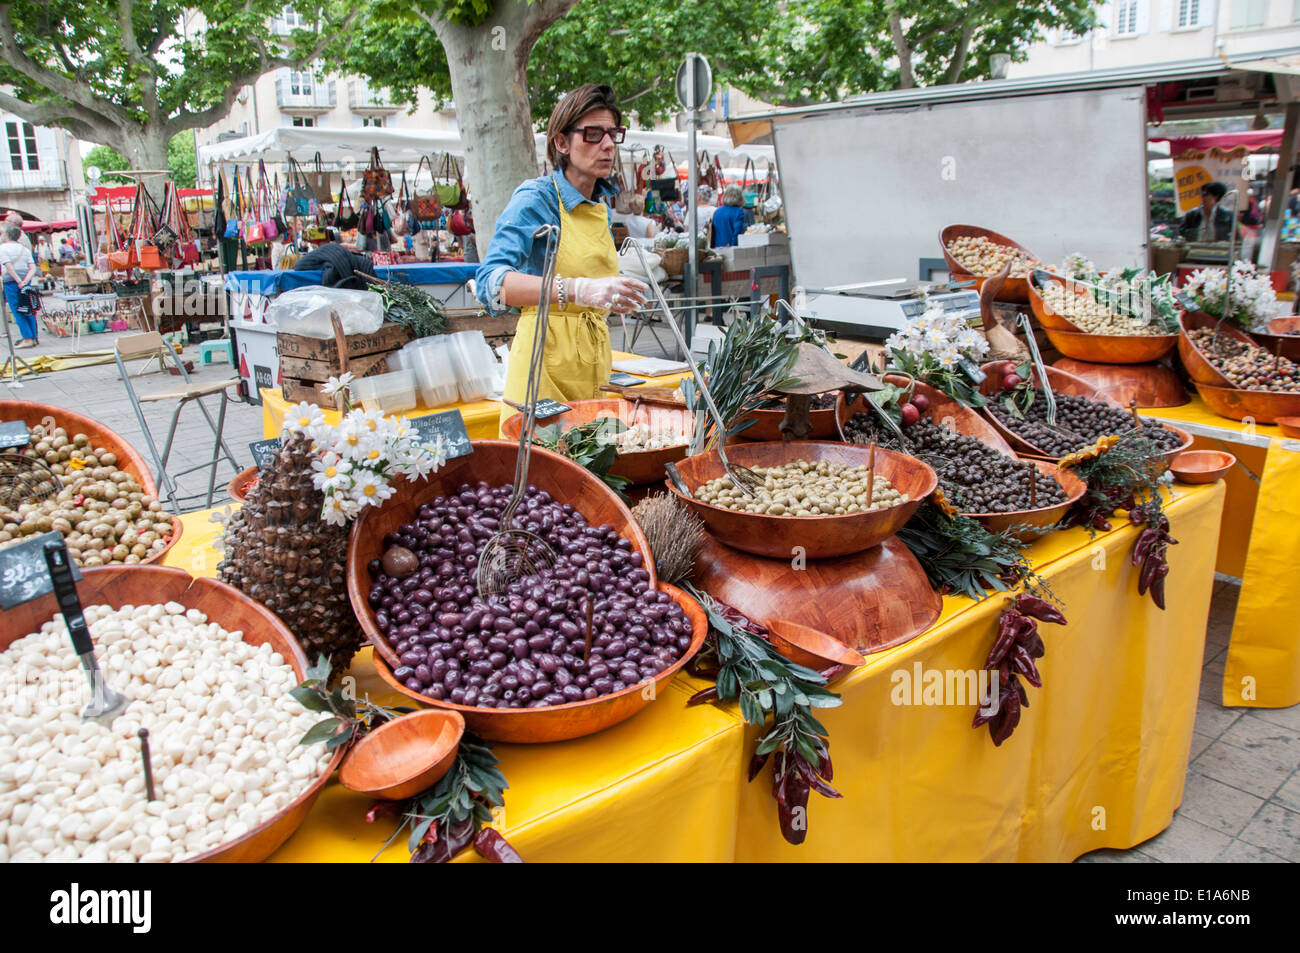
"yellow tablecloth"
260,351,691,442
166,482,1225,861
1142,396,1300,709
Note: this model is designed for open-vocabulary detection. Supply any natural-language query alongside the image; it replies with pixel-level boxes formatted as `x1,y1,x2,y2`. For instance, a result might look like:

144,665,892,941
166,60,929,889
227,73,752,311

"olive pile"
987,392,1184,457
0,423,173,565
945,235,1038,277
367,483,692,709
1040,282,1163,336
1187,327,1300,393
847,416,1065,513
694,460,906,516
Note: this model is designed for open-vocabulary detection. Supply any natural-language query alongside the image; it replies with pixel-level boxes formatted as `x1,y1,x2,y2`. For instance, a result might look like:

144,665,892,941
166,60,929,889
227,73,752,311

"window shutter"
1136,0,1151,32
1162,0,1174,30
1199,0,1215,26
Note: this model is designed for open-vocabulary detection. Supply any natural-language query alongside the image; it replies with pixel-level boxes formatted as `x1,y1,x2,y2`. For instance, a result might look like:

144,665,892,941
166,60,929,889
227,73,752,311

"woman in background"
711,184,748,247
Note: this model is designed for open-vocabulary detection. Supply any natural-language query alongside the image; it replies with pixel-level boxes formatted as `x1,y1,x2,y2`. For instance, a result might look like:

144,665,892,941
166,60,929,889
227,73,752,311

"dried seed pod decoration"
631,492,704,585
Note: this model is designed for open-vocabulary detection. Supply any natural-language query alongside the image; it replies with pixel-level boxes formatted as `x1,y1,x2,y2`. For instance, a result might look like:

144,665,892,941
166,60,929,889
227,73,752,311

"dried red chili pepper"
1150,562,1170,610
473,827,524,863
748,749,771,782
365,799,408,824
686,685,718,706
1138,552,1161,595
411,815,476,863
1010,644,1041,688
987,612,1021,669
778,772,811,845
1014,594,1066,626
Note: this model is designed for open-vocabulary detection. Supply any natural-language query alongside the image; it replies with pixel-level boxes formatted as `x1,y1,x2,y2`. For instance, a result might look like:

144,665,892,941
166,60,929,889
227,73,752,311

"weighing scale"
795,278,981,339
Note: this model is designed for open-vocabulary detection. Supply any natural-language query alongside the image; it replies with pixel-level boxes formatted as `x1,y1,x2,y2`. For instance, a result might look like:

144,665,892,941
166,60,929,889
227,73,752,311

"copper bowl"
1,565,343,862
978,360,1189,464
338,709,464,800
2,399,160,498
1026,272,1086,331
839,376,1017,455
228,465,258,502
1042,326,1179,365
961,460,1087,541
736,398,851,442
1177,310,1254,387
1247,325,1300,364
666,440,937,559
939,224,1038,303
766,618,865,670
1191,381,1300,424
1170,450,1235,484
501,397,690,486
371,582,707,743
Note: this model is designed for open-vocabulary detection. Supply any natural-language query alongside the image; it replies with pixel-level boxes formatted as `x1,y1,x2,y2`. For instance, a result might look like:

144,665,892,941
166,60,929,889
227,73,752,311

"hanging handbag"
223,168,242,238
412,155,443,225
304,224,328,242
305,152,333,203
391,173,411,236
131,181,166,271
650,147,680,202
267,164,288,236
740,157,760,209
435,153,467,210
104,204,133,272
450,209,474,237
334,183,359,230
355,231,369,252
361,146,393,202
613,150,637,214
214,170,228,238
285,156,316,216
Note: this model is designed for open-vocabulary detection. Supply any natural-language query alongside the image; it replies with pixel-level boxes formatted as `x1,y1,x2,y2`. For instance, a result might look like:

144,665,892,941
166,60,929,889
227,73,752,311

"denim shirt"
475,171,618,315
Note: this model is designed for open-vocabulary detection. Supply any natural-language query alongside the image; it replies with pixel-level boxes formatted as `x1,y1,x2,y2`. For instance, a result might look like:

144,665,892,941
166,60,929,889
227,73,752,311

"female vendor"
476,83,649,431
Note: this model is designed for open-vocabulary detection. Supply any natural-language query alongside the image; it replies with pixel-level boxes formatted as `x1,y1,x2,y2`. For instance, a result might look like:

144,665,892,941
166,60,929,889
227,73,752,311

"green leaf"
289,684,333,712
324,723,357,750
300,717,344,746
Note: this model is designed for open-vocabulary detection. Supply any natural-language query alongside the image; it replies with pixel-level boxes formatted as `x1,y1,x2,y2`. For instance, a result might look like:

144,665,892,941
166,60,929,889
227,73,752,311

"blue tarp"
224,262,478,295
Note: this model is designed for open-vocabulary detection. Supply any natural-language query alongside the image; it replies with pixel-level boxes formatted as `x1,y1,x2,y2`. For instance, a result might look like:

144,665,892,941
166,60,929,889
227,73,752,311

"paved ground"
3,321,1295,862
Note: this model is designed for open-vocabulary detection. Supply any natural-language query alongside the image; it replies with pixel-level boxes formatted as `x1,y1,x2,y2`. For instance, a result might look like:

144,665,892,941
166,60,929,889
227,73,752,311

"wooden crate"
279,351,390,384
281,377,348,407
276,321,414,363
443,308,518,350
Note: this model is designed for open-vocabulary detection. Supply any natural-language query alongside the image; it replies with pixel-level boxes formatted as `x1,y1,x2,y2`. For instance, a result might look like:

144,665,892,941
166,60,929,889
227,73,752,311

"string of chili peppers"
975,593,1067,746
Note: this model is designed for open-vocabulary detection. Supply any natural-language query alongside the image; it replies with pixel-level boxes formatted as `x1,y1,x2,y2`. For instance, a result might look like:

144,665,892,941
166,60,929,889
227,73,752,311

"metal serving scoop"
43,540,128,724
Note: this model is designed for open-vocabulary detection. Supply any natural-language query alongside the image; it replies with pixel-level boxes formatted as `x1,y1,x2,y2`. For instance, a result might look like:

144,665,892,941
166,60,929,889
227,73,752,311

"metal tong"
619,239,761,496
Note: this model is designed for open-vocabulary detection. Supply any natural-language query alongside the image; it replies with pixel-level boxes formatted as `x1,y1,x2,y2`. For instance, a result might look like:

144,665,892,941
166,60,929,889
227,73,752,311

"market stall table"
38,292,118,352
1140,396,1300,709
164,481,1225,862
259,351,692,440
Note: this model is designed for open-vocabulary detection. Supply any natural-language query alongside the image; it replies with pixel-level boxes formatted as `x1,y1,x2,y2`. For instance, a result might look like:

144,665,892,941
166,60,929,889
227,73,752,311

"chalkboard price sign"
531,399,570,419
0,420,30,450
0,530,81,610
1174,292,1197,313
249,438,282,470
849,351,875,374
411,410,473,460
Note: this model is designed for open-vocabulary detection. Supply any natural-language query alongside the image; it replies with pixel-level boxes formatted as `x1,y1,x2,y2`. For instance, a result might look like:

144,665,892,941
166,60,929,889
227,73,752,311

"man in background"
1179,182,1233,242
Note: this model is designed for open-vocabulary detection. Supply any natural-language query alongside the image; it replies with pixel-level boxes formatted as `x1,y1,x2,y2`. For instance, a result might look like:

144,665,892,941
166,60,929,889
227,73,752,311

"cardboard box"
737,232,789,248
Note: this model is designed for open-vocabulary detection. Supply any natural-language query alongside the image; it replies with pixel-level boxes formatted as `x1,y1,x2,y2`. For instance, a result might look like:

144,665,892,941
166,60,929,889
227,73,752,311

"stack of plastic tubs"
448,330,496,402
399,336,459,408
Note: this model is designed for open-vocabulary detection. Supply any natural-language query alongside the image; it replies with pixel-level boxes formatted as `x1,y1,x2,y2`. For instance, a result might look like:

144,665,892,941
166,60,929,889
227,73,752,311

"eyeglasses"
571,125,627,144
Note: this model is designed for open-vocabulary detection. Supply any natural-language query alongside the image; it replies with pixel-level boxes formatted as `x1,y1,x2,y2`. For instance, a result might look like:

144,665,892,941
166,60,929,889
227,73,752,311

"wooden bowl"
1192,381,1300,424
1275,415,1300,438
2,400,159,497
736,398,851,442
693,534,941,656
1170,450,1235,484
0,565,342,862
766,618,865,670
666,441,937,559
1052,358,1188,409
1246,328,1300,364
962,460,1087,541
1026,272,1086,331
1042,326,1179,365
370,582,708,743
228,465,258,502
939,224,1038,303
1177,310,1253,387
840,376,1017,456
338,709,464,800
501,398,690,486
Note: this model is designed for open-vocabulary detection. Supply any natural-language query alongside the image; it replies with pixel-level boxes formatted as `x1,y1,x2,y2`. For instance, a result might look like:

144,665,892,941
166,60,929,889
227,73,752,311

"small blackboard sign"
1031,268,1053,287
0,420,30,450
249,437,282,470
850,351,875,374
411,410,473,460
253,364,273,393
609,372,643,387
1174,292,1197,312
958,358,987,384
0,531,81,610
532,399,570,419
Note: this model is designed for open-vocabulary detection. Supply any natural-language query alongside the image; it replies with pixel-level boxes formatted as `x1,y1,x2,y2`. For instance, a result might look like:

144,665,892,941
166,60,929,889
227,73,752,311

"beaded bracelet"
556,274,567,310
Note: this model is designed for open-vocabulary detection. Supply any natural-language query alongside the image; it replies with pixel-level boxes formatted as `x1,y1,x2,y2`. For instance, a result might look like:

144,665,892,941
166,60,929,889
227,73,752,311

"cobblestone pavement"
3,321,1294,862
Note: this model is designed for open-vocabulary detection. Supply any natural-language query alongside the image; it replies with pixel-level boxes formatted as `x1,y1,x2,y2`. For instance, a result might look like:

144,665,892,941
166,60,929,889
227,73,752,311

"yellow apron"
499,179,616,432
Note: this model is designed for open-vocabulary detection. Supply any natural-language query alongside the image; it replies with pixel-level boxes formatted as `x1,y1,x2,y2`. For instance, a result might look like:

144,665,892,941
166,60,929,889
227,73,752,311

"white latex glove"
572,275,648,314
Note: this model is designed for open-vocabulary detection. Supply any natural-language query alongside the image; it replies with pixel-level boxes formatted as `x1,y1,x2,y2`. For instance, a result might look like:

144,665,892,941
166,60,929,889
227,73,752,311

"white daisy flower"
322,491,361,526
350,470,395,506
311,452,353,493
320,372,355,398
284,402,325,435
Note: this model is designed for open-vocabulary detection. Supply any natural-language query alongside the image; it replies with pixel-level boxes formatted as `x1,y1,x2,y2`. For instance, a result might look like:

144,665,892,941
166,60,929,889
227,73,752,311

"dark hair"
1201,182,1227,200
546,84,622,171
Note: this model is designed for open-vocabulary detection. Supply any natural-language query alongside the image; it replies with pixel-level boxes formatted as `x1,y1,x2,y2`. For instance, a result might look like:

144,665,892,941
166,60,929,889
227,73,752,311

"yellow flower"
932,487,959,518
1058,434,1120,469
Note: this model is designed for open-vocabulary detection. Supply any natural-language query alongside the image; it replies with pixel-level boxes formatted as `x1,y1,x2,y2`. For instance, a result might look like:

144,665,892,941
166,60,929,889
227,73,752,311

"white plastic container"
449,330,495,402
350,368,418,414
402,336,459,409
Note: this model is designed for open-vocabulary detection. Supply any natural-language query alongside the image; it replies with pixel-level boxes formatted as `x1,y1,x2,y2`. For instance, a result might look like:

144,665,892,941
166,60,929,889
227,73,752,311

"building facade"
186,7,458,183
1011,0,1300,77
0,106,86,222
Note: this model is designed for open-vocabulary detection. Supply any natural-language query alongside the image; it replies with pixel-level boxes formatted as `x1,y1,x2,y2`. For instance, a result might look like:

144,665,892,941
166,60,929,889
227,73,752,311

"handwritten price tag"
0,531,81,610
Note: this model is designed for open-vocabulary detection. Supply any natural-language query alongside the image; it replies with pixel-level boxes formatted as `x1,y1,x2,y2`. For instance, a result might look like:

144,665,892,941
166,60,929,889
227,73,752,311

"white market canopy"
199,125,774,171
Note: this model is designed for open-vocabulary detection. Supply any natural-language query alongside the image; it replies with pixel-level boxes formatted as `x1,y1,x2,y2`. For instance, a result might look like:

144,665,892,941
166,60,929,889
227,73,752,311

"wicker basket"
659,246,688,276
